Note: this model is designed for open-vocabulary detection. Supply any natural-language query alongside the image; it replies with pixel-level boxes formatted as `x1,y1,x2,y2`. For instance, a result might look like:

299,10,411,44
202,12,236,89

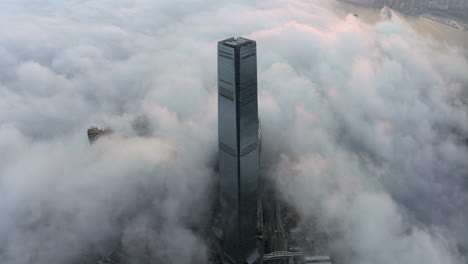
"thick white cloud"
0,0,467,264
255,7,468,264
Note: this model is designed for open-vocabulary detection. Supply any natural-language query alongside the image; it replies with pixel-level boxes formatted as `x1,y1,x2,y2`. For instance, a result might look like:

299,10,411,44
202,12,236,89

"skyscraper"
218,37,260,264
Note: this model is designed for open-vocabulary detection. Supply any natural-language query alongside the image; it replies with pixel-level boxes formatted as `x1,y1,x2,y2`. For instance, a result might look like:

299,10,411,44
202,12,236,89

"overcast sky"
1,1,468,264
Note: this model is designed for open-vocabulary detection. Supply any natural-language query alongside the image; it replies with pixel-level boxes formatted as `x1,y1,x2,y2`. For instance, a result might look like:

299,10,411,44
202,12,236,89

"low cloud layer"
257,8,468,264
1,1,468,264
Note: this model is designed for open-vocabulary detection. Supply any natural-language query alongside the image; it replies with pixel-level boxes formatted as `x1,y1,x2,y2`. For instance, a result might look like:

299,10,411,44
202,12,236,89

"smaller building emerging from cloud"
87,126,113,144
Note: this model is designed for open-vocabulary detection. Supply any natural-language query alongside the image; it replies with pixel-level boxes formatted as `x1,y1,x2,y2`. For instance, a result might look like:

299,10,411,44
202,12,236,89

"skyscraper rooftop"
220,37,254,48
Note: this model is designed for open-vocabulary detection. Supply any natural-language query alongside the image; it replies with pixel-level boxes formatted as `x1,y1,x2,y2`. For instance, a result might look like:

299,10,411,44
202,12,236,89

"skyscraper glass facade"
218,37,259,264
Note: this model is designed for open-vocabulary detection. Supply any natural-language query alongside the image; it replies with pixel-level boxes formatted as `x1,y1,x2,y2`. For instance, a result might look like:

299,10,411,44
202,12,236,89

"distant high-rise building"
87,126,112,144
218,37,260,264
